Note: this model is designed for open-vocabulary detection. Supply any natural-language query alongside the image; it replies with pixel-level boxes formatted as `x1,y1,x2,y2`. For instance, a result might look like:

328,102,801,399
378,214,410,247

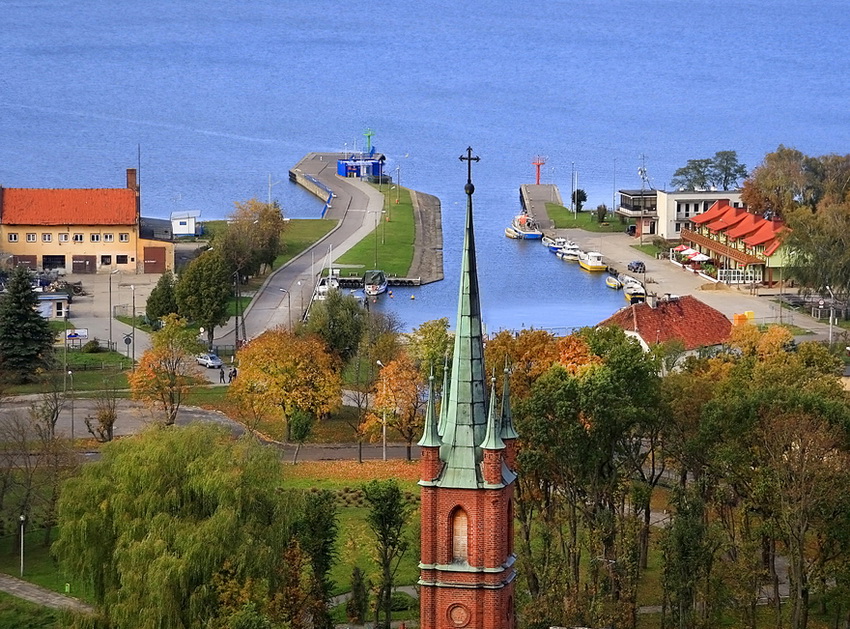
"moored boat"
542,235,569,252
556,242,581,261
507,212,543,239
623,281,646,304
505,227,522,239
605,275,623,290
313,275,340,301
363,269,388,296
578,250,607,272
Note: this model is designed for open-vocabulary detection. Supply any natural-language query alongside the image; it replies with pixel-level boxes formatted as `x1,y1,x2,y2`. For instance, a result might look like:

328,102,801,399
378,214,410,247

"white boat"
507,212,543,239
505,227,522,239
578,250,607,272
313,275,339,301
623,281,646,304
605,276,623,290
542,235,569,252
556,242,581,261
363,269,388,296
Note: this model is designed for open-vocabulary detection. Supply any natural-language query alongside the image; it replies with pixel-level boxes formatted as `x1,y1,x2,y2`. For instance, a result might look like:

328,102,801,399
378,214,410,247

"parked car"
627,260,646,274
197,353,223,369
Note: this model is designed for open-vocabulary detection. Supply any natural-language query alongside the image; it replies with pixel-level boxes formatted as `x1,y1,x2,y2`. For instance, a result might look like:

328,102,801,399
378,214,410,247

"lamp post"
19,515,25,577
279,288,292,328
67,370,75,442
395,165,400,205
297,280,304,320
826,285,835,346
376,360,387,461
108,269,119,351
130,285,136,370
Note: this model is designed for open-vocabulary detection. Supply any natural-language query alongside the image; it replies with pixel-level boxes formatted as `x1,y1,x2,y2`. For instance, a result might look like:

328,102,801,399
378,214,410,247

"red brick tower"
418,148,518,629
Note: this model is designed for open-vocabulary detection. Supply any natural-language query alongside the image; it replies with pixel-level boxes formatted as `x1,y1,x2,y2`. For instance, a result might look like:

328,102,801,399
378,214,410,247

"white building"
616,189,743,241
170,210,201,237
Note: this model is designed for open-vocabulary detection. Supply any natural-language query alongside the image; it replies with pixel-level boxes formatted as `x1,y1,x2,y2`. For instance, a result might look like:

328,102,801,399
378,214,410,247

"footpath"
0,573,93,614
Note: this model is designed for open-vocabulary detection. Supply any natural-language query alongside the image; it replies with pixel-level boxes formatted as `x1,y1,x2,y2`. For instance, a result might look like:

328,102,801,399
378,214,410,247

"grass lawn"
0,592,61,628
334,187,415,278
546,203,631,232
5,368,128,395
631,243,662,258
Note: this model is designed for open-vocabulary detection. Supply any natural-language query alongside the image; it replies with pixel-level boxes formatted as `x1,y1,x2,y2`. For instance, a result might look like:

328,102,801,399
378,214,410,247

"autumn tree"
216,198,287,279
53,424,308,628
741,145,821,214
0,266,55,384
784,202,850,299
484,328,559,399
228,328,341,440
128,314,203,425
369,353,426,460
174,250,232,347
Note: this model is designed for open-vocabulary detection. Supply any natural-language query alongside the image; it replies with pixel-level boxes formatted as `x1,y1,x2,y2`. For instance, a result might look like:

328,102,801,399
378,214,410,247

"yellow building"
0,169,173,274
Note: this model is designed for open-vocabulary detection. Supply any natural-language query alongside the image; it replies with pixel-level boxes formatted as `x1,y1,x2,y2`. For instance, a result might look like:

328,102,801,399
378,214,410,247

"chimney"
646,293,658,308
126,168,138,191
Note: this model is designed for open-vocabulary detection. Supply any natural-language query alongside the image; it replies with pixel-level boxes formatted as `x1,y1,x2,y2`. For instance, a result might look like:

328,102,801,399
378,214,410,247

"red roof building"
598,295,732,351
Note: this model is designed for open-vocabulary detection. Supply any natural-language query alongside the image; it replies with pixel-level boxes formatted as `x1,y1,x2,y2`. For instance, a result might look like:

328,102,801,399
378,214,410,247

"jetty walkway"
519,183,562,229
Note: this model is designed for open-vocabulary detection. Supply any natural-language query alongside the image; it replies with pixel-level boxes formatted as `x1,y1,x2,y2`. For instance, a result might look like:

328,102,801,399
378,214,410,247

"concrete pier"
519,183,563,229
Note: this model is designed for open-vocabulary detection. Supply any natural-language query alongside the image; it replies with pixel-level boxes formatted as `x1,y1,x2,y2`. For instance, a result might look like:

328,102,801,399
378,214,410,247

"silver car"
197,353,223,369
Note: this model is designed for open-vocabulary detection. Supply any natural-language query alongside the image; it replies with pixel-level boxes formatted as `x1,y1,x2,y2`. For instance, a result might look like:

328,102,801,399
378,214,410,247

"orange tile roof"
724,213,761,240
691,199,732,225
743,219,785,247
598,295,732,351
0,188,137,226
706,208,747,233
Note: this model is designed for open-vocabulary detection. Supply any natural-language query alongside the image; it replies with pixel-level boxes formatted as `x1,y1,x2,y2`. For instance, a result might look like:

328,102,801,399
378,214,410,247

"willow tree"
53,423,304,629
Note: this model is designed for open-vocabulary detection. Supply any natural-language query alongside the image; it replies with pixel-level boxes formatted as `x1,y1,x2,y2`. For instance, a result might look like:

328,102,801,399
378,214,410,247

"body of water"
2,0,849,330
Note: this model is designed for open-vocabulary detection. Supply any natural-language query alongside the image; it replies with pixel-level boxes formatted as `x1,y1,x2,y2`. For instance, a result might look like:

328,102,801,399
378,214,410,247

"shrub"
390,591,416,611
81,339,103,353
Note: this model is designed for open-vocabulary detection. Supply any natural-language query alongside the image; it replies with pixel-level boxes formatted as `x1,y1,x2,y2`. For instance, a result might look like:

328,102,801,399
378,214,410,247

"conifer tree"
146,270,178,324
0,266,55,384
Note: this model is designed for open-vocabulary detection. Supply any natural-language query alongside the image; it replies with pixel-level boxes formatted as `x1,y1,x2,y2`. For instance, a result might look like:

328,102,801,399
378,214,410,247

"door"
72,255,96,274
12,255,37,269
143,247,166,273
42,255,66,270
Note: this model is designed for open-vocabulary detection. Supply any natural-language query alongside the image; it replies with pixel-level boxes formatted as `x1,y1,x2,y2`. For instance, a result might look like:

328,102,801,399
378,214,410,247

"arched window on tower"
451,507,469,563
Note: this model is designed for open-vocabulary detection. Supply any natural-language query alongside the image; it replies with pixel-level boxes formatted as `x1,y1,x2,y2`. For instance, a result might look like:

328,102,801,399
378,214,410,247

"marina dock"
519,183,563,230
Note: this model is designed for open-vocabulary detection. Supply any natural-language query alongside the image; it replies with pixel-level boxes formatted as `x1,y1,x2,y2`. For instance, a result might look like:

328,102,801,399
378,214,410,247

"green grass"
5,369,128,395
631,243,662,258
0,592,61,629
334,187,415,277
274,219,338,269
547,203,631,232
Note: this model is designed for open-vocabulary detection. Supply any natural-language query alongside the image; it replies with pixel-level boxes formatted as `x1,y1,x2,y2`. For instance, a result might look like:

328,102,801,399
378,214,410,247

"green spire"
418,373,441,448
437,351,450,438
438,147,488,489
500,365,519,440
480,377,505,451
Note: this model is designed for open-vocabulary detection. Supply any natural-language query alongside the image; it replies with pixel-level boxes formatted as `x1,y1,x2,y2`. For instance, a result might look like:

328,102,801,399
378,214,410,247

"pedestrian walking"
228,369,234,383
231,367,237,381
219,366,225,383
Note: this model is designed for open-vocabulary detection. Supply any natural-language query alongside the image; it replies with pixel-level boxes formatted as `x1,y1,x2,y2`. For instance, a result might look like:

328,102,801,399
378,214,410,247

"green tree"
784,202,850,299
595,203,608,223
175,250,232,347
572,188,587,212
362,480,410,629
53,423,303,628
406,317,451,383
146,270,178,324
346,566,369,624
289,409,314,464
296,490,338,629
304,289,367,364
671,158,714,190
708,150,748,190
0,266,55,384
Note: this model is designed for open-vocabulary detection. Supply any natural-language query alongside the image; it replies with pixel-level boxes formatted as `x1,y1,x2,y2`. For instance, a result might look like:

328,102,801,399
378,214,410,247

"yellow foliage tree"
555,335,602,375
484,329,560,399
228,328,341,439
128,314,203,425
367,353,425,461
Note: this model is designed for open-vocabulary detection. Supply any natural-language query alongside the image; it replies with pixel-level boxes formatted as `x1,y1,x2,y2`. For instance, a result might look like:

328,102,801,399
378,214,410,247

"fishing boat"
506,212,543,240
605,275,623,290
363,269,388,296
542,235,569,252
623,281,646,304
578,250,607,272
313,275,340,301
555,241,582,261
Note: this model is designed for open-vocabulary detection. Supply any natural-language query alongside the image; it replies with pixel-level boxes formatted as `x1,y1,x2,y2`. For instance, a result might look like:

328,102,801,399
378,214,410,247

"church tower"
418,148,518,629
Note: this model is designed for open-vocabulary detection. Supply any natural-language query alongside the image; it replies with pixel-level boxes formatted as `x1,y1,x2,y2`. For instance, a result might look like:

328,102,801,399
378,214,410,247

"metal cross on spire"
459,146,480,195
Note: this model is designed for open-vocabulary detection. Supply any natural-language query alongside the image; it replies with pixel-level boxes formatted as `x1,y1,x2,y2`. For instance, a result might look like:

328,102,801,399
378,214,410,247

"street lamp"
297,280,304,319
67,370,75,442
108,269,119,351
19,515,25,577
130,284,136,370
826,285,835,346
279,288,292,328
376,360,387,461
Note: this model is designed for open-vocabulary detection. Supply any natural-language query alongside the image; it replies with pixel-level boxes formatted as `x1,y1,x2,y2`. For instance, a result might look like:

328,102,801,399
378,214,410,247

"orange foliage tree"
228,328,341,439
555,335,602,375
128,314,203,425
484,329,560,399
368,353,426,461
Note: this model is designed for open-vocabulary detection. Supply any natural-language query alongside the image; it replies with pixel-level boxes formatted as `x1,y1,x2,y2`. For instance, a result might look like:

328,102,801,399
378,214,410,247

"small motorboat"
363,270,388,296
578,250,607,272
313,275,340,301
542,235,569,252
507,212,543,240
605,276,623,290
556,242,581,261
623,281,646,304
505,227,522,239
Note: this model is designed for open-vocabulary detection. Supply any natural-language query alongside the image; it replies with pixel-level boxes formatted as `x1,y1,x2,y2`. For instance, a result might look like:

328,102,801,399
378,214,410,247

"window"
675,222,682,232
103,233,114,242
119,233,129,242
7,233,18,242
91,234,100,243
55,302,64,318
73,233,84,243
42,233,52,242
101,255,112,265
59,233,69,242
451,507,469,563
26,233,36,242
116,255,128,264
